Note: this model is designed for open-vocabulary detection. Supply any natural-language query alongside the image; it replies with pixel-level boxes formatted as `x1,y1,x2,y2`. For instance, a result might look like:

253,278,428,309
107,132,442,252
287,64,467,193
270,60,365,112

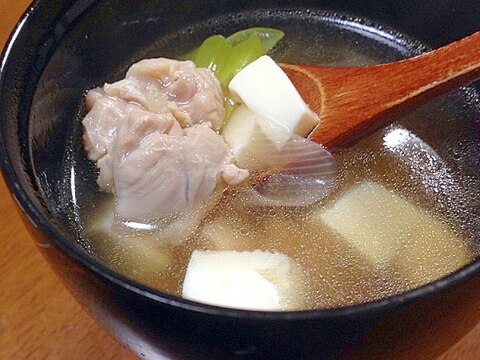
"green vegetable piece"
217,33,263,85
226,27,284,53
179,27,285,124
193,35,232,73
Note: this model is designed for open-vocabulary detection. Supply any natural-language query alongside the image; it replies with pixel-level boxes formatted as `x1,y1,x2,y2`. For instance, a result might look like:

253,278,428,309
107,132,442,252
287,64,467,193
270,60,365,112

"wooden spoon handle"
281,31,480,149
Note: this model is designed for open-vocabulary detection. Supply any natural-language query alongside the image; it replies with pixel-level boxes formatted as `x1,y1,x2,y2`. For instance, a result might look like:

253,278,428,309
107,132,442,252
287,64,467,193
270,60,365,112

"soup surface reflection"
78,11,479,310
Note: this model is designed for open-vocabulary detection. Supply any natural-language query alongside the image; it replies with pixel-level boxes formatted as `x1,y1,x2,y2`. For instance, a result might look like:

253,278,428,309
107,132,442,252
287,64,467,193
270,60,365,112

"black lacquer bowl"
1,1,480,359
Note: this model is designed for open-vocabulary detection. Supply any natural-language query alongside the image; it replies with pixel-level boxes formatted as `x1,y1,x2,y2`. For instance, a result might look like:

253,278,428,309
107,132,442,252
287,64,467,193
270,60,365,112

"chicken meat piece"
82,57,248,220
103,58,224,130
112,120,244,220
83,89,140,162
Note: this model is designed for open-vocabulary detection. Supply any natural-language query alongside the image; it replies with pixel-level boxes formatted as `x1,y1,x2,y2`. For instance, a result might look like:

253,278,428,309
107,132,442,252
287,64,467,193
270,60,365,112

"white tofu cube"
317,182,422,267
317,182,471,275
228,56,318,148
222,104,282,169
86,200,172,283
182,250,305,311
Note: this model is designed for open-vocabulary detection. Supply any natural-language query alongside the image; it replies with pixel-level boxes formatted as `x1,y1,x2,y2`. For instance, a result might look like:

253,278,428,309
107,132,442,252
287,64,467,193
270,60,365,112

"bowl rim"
1,0,479,321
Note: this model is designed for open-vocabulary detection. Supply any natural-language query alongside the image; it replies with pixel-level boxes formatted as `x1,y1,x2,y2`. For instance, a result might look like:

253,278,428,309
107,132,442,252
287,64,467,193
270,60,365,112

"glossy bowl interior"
1,1,480,359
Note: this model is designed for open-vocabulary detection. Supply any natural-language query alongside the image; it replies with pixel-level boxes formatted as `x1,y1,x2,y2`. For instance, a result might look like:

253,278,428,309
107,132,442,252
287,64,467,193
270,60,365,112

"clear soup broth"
74,10,479,310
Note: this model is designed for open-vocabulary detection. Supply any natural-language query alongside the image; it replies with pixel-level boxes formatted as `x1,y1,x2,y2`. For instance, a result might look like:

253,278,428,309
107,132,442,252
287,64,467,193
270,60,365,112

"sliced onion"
240,134,337,207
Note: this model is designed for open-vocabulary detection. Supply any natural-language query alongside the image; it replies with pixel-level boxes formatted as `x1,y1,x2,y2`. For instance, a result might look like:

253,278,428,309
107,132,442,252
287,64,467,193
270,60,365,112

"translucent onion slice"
239,133,337,207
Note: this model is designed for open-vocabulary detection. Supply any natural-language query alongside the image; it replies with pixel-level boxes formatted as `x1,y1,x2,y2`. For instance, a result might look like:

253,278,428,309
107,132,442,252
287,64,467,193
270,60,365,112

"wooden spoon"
280,31,480,150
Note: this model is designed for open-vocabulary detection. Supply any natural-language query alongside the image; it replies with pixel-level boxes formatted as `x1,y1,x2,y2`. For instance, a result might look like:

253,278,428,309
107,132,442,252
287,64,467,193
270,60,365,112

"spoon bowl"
281,31,480,149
